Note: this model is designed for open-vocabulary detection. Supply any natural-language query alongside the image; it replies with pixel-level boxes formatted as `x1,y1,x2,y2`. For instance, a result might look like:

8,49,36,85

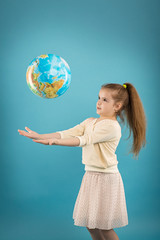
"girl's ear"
115,102,123,111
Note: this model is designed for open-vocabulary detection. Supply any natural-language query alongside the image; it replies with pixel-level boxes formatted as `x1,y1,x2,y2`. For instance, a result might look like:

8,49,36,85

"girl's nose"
98,100,102,104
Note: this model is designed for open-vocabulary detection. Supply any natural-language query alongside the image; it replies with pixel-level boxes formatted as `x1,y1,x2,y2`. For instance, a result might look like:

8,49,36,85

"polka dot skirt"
72,170,129,230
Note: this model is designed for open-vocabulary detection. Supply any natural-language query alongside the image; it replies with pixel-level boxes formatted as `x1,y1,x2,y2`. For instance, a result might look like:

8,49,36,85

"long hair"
101,82,147,160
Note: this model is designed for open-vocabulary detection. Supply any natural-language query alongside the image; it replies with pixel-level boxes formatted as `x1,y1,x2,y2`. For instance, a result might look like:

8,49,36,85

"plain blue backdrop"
0,0,159,239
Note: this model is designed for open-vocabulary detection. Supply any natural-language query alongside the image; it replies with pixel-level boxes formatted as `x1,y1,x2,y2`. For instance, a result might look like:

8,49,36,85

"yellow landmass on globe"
51,79,64,89
39,55,48,58
39,82,45,91
44,79,65,98
33,72,40,81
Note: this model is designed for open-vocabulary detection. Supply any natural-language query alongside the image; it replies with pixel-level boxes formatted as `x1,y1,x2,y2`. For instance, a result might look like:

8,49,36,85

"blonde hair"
101,82,147,160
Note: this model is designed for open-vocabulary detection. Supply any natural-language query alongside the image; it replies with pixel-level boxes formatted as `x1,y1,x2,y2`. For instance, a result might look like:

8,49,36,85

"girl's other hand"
32,138,58,145
18,127,40,139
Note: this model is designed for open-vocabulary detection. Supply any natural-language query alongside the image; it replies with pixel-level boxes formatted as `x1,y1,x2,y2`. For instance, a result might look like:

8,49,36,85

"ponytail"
101,83,147,159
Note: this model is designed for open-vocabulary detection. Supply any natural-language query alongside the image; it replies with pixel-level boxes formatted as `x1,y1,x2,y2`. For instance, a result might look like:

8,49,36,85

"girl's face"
96,88,118,119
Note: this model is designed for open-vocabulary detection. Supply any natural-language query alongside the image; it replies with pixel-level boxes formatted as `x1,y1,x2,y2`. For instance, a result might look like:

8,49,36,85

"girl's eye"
98,97,107,101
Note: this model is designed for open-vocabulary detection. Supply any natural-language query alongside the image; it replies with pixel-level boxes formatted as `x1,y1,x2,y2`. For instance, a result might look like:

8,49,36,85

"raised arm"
18,127,61,140
55,118,92,139
33,136,81,146
40,132,61,139
18,118,92,140
39,118,89,140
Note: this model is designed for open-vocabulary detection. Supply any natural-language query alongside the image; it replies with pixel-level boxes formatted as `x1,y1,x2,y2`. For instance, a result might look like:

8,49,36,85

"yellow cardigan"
56,118,122,173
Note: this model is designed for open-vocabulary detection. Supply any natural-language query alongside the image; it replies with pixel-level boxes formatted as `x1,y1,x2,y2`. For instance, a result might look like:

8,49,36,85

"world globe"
26,54,71,99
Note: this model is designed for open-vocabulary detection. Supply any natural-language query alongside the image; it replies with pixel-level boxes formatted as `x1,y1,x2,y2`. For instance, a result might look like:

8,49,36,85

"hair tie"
123,84,127,89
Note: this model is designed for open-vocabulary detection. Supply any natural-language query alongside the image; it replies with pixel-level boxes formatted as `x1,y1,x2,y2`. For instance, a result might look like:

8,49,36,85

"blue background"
0,0,159,239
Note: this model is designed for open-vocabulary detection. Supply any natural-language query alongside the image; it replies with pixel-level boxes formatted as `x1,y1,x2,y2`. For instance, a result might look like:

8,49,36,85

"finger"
18,130,28,135
18,130,25,134
33,139,44,143
18,129,23,132
18,131,32,138
32,139,48,145
25,127,31,132
33,139,40,143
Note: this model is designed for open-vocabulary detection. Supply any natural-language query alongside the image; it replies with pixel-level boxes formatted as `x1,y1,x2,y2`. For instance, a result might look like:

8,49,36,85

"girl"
18,83,147,240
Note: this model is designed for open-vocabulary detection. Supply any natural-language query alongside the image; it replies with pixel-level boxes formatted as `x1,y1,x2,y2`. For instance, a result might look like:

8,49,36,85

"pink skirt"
72,170,128,230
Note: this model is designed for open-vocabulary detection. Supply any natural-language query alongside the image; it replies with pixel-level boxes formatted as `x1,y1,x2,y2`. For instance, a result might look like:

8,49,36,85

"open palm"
18,127,40,139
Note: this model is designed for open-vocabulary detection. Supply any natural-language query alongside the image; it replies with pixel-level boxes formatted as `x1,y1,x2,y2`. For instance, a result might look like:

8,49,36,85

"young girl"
18,83,147,240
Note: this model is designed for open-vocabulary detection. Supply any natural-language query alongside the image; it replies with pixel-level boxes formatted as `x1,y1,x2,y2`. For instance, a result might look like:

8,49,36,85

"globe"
26,54,71,99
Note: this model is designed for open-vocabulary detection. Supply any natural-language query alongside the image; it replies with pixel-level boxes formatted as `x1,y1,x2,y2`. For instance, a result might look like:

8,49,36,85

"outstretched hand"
32,138,58,145
18,127,40,139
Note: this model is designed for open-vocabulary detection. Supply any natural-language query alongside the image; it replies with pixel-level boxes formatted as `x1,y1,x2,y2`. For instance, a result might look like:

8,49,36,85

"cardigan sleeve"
56,118,91,139
75,123,121,147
